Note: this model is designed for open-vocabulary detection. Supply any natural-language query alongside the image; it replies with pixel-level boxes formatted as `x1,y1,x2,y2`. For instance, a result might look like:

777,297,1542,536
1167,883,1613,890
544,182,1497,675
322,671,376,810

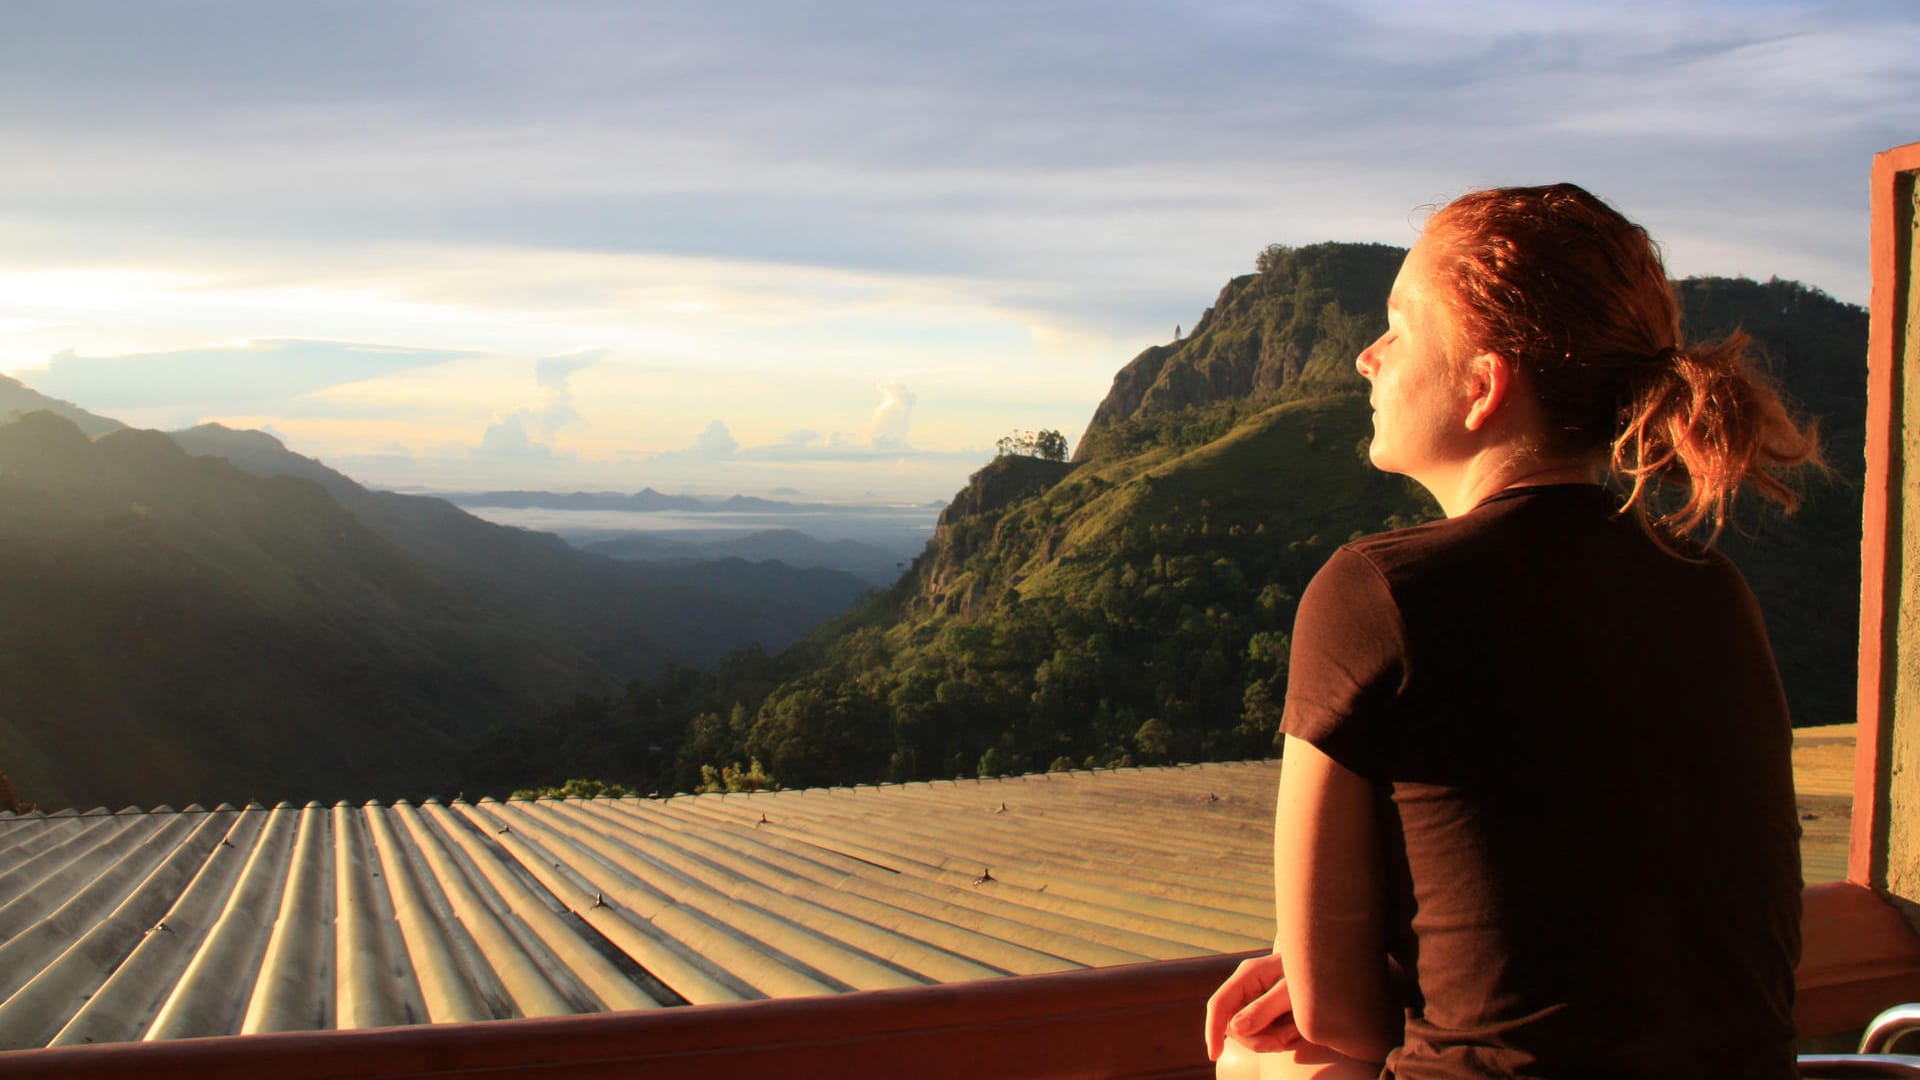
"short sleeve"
1279,545,1406,779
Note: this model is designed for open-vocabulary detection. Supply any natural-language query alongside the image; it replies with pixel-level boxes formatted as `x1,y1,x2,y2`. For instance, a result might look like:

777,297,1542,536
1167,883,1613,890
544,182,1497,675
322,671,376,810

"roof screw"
592,893,608,909
974,868,995,886
996,802,1008,813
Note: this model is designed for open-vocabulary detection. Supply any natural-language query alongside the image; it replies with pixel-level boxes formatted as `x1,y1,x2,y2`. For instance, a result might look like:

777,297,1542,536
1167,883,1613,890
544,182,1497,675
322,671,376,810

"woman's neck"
1431,455,1602,518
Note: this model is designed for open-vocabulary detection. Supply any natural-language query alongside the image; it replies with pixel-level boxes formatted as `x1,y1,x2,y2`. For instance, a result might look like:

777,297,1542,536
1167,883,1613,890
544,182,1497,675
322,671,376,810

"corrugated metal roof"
0,761,1277,1051
0,729,1853,1054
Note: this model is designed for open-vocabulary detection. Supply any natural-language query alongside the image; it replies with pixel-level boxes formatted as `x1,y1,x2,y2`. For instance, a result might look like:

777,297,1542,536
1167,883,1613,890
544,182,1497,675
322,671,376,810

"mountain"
481,245,1866,797
0,411,606,809
1076,242,1405,457
1,414,873,809
166,423,870,679
1,372,125,436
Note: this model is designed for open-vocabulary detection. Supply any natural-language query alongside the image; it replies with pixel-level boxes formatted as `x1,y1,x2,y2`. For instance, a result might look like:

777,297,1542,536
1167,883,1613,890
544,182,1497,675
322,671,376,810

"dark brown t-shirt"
1280,484,1802,1078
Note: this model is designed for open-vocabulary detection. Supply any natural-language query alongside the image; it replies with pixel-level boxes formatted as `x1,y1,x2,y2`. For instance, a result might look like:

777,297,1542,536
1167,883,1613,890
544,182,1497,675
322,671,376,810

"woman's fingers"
1230,1019,1303,1055
1204,953,1286,1061
1204,974,1250,1060
1229,974,1294,1038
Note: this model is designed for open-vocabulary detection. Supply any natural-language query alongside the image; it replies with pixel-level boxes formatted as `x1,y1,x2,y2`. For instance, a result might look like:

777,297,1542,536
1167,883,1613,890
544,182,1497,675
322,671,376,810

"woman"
1204,184,1818,1078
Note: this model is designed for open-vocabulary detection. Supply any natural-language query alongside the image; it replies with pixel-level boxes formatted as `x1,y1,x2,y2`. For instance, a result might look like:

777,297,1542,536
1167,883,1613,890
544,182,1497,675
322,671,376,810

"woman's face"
1355,234,1477,487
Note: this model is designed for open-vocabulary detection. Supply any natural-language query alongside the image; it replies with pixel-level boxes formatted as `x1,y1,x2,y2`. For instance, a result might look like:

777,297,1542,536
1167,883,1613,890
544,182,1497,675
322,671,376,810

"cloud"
692,419,738,458
470,348,602,459
0,0,1901,357
649,419,741,463
18,339,474,413
866,380,916,448
530,347,601,438
475,410,553,459
7,3,1907,290
0,0,1907,506
735,438,980,467
536,350,597,384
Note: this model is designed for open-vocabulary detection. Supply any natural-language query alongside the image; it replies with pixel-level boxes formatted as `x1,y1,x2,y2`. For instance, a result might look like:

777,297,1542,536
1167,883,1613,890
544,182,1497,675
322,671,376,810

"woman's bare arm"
1269,734,1397,1063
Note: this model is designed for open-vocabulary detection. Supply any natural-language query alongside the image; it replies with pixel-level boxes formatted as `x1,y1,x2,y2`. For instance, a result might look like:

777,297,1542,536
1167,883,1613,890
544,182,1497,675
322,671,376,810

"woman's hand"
1204,952,1302,1061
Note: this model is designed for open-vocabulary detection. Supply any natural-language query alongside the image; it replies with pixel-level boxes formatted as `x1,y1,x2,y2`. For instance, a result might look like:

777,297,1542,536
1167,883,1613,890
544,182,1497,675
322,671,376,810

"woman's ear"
1462,352,1512,432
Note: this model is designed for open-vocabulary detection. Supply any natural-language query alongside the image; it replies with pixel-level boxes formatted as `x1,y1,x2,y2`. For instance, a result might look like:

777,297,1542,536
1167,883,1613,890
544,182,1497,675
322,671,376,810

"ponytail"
1611,333,1822,542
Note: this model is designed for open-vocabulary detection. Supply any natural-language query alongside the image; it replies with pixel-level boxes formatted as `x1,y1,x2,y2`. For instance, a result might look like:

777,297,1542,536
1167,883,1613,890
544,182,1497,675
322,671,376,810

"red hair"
1424,184,1820,540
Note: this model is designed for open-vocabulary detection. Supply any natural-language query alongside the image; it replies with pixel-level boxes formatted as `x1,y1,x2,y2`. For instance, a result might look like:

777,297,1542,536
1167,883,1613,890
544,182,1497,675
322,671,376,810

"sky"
1,1,1914,502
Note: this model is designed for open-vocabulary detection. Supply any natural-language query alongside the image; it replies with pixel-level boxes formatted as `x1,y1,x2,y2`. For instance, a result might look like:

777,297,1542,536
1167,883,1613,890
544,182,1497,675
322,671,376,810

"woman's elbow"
1287,1000,1340,1053
1290,996,1391,1064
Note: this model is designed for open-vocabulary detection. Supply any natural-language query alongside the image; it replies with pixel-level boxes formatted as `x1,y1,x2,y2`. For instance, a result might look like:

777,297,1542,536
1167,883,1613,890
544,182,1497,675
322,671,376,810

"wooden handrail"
0,952,1241,1080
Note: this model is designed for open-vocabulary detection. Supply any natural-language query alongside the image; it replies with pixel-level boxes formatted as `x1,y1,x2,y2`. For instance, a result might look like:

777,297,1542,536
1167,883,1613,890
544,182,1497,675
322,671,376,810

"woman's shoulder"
1332,500,1506,581
1334,484,1757,611
1333,484,1645,583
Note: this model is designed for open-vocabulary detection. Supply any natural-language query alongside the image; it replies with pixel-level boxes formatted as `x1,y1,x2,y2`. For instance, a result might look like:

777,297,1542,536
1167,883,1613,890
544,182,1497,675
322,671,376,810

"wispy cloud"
4,3,1906,290
15,339,473,423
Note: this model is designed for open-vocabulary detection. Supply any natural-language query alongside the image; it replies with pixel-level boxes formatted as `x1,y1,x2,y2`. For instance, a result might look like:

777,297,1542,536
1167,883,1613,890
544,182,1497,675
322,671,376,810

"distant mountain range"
0,381,875,809
442,483,935,584
445,488,826,513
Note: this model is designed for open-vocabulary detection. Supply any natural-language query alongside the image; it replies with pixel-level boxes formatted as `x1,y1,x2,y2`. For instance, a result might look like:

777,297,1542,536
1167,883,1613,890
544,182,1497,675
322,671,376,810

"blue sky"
1,1,1913,500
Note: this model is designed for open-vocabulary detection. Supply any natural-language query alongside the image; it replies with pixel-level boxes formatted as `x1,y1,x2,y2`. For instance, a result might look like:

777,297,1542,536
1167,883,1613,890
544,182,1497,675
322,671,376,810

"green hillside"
732,393,1438,789
1675,276,1868,727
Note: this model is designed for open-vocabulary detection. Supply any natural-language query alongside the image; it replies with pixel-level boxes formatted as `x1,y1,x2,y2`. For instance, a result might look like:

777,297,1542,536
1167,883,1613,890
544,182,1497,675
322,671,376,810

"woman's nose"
1355,343,1379,379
